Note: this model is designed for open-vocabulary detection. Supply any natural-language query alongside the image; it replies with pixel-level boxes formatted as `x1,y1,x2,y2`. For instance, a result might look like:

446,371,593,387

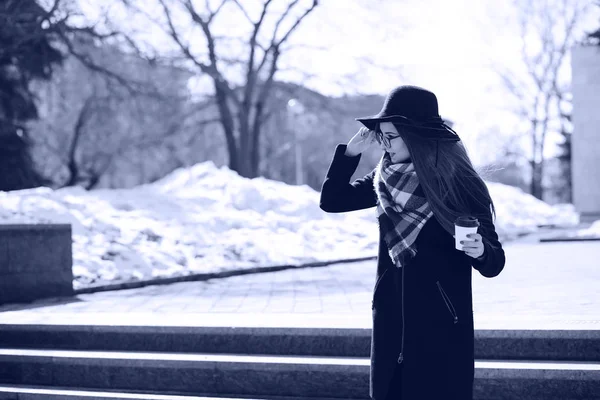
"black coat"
319,144,506,400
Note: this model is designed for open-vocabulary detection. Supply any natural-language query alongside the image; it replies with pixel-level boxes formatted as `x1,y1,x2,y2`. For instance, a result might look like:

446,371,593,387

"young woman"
319,85,505,400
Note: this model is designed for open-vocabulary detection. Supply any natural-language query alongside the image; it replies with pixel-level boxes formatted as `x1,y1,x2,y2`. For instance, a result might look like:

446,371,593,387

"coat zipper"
436,280,458,324
398,264,405,364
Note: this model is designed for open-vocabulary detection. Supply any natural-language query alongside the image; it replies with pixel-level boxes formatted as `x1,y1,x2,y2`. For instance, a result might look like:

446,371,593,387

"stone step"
0,324,598,362
0,385,266,400
0,349,599,400
0,385,347,400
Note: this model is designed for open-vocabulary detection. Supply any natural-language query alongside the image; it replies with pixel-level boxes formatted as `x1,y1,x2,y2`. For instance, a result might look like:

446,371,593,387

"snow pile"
486,184,580,237
570,219,600,238
0,160,580,289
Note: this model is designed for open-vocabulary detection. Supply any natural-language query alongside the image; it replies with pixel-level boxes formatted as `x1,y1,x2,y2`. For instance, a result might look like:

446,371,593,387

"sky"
279,0,598,165
75,0,600,166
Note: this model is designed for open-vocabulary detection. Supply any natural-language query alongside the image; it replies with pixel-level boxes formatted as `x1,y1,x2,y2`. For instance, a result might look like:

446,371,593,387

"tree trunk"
229,99,263,179
0,125,47,191
236,106,255,178
63,97,92,187
213,84,240,175
250,100,265,178
560,136,572,203
65,158,80,187
530,160,544,200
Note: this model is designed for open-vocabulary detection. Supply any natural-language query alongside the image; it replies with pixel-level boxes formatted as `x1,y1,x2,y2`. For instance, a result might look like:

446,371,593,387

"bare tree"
30,41,221,191
52,87,216,190
118,0,320,178
0,0,170,190
495,0,590,200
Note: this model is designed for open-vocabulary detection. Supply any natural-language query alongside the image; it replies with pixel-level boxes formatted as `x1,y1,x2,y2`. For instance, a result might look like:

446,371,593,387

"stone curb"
539,236,600,243
1,324,598,361
1,351,599,400
73,256,378,295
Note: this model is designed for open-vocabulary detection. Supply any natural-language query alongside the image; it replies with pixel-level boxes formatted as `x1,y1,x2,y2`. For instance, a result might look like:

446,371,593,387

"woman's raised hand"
345,127,378,157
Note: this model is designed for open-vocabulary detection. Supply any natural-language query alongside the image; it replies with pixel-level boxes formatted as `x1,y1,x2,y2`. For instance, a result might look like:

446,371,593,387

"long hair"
391,123,497,236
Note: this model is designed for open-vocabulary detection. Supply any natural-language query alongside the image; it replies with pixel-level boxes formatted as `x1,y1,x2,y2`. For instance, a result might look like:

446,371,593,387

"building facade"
572,45,600,223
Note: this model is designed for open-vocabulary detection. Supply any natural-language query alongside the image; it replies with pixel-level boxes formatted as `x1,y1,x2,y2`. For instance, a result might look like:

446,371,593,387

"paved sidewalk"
0,241,599,329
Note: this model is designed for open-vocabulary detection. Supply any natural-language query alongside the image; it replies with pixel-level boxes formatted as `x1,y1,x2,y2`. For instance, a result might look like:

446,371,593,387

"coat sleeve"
319,144,378,213
469,195,506,278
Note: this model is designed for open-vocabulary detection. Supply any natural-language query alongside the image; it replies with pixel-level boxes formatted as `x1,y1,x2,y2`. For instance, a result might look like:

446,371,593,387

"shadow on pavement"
0,295,83,313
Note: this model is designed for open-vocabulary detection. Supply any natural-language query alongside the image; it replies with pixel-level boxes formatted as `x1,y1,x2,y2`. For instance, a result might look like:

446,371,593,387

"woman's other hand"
458,233,485,259
345,127,378,157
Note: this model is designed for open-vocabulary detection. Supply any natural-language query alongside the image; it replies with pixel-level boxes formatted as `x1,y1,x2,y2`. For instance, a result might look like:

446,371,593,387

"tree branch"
240,0,274,130
272,0,301,45
179,0,241,107
207,0,229,23
231,0,253,24
55,32,145,95
275,0,318,47
256,0,318,76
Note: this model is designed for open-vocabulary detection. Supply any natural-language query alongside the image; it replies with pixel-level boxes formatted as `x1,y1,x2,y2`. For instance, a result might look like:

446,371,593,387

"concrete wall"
571,46,600,223
0,224,73,305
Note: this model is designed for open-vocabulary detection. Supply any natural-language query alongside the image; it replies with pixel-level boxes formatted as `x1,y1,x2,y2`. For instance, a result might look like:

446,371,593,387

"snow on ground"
0,161,582,289
569,219,600,238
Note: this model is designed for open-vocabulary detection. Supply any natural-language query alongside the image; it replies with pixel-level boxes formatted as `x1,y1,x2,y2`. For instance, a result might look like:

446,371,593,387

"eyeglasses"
373,125,401,148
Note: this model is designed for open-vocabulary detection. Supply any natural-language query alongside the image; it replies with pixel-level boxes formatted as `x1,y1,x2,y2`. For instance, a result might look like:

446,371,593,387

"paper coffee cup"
454,216,480,250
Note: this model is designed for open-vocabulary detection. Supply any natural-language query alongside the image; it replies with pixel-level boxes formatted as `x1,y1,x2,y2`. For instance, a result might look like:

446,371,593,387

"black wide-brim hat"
356,85,460,142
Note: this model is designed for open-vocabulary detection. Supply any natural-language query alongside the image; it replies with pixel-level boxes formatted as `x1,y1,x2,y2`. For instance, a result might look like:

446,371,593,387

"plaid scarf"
374,153,434,268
